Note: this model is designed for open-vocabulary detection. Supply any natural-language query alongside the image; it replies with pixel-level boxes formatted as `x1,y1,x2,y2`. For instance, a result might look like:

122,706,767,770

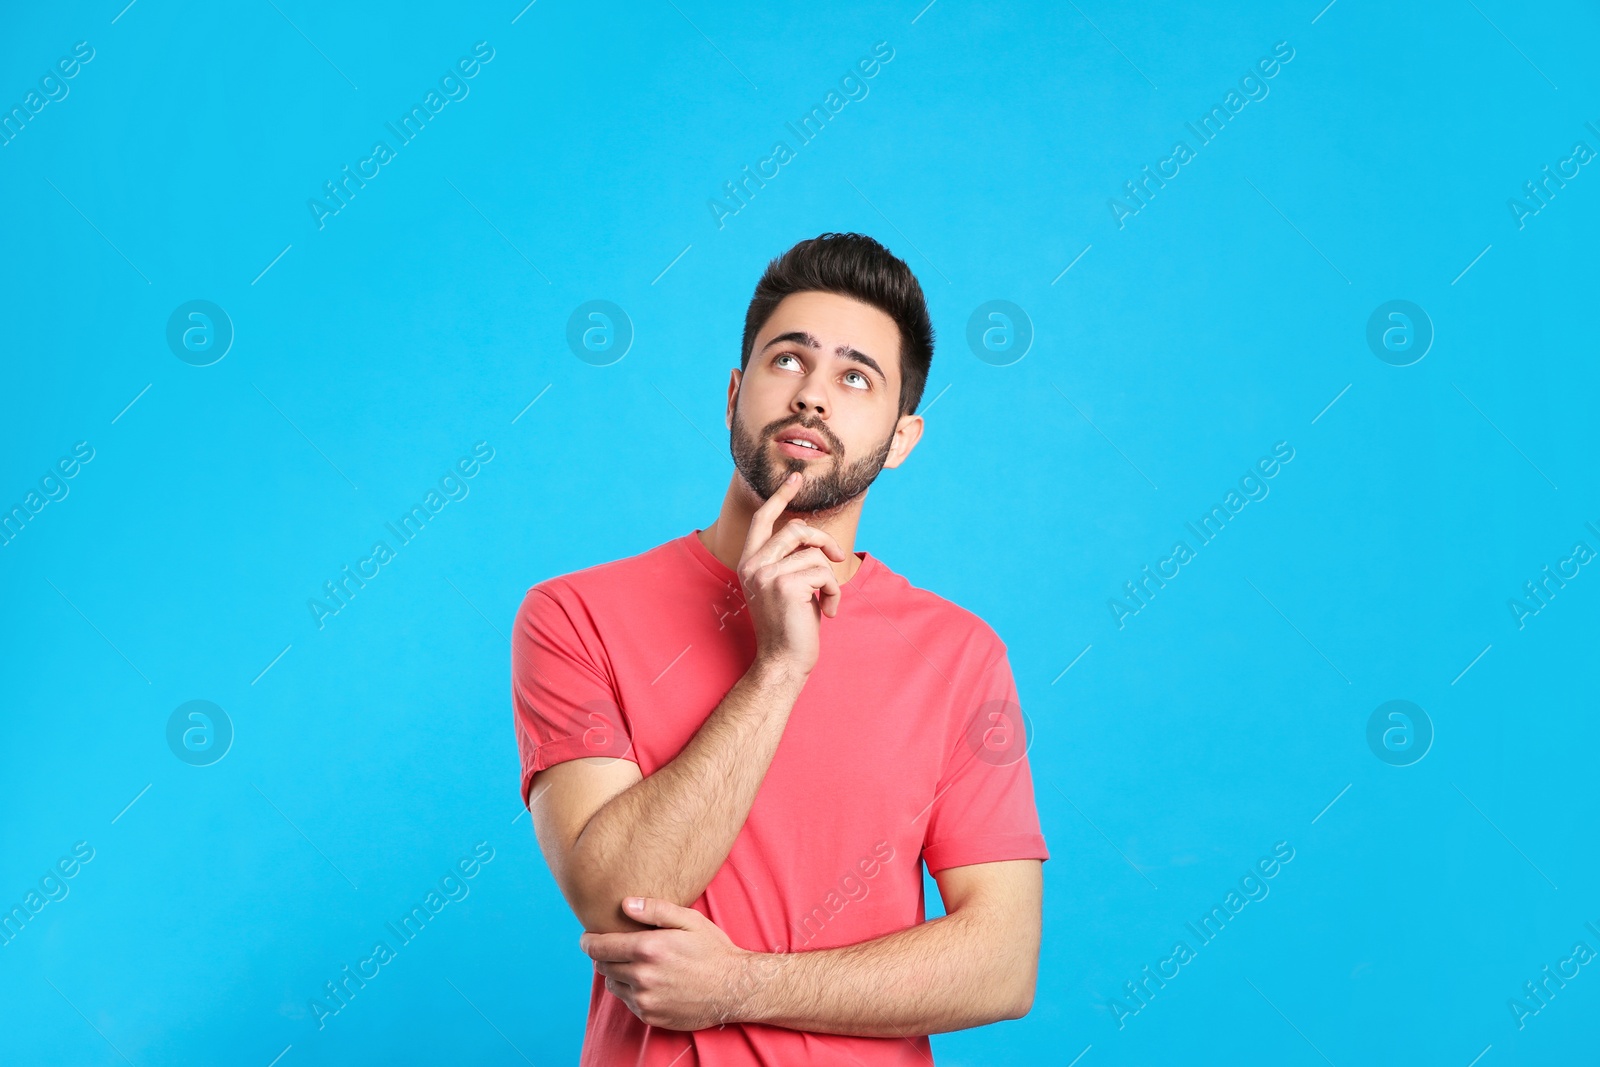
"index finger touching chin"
743,472,802,555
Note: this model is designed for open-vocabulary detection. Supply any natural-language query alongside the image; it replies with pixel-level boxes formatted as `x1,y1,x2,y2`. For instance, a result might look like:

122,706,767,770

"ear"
725,369,741,430
882,413,924,470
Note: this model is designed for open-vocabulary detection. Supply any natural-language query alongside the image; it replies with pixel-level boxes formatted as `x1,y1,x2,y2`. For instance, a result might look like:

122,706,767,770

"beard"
729,402,895,513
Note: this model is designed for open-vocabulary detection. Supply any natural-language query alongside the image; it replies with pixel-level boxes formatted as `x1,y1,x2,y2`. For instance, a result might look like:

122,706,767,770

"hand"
737,472,849,676
580,897,760,1031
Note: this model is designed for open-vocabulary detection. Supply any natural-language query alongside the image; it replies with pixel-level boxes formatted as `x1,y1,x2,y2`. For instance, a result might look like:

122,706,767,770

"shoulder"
517,535,689,621
863,557,1008,666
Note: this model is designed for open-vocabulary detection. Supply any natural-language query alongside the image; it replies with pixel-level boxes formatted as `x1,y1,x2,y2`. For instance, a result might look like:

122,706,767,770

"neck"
698,471,865,582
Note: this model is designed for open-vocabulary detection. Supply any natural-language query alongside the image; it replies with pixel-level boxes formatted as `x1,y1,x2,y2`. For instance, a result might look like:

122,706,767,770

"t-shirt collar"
684,528,877,590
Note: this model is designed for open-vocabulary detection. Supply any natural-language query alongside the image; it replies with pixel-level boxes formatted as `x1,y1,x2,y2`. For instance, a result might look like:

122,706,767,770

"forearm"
730,907,1037,1038
569,657,805,928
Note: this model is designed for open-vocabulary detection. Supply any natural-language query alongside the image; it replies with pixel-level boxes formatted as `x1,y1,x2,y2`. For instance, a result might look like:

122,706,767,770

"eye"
843,370,870,390
774,353,802,370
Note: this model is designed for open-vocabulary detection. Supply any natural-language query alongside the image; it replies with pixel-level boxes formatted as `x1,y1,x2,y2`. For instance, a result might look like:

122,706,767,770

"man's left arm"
580,857,1043,1036
742,857,1044,1035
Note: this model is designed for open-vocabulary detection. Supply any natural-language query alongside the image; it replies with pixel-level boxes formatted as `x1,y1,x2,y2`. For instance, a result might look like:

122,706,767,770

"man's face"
726,290,920,513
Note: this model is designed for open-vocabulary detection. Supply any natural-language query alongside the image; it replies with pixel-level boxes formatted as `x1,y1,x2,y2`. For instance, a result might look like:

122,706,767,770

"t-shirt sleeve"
511,585,636,809
920,645,1050,875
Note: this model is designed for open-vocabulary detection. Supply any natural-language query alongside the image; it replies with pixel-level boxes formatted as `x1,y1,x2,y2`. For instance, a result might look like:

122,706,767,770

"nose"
791,384,826,419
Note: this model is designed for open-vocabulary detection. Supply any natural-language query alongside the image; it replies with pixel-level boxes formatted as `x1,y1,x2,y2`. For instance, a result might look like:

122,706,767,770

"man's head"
726,233,933,513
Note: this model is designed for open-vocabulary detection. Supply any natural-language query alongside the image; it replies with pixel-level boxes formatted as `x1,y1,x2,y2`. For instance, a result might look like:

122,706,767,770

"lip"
777,440,827,459
772,426,831,456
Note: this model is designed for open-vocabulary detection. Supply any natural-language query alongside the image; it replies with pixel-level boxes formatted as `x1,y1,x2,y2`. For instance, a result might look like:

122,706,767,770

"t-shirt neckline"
684,528,877,590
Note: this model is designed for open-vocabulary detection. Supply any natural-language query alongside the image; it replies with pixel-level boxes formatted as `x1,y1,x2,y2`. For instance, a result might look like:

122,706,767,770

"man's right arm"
529,654,805,933
527,472,846,934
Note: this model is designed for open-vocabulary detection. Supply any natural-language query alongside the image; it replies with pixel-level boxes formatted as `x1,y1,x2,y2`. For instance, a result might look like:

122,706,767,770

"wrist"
749,653,810,690
723,949,788,1026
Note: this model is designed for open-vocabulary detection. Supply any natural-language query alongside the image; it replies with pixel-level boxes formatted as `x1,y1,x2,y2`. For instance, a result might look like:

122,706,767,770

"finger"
603,975,635,1004
753,519,848,569
760,545,833,578
768,519,847,564
819,572,842,618
580,931,645,962
596,961,643,986
625,895,702,931
765,552,842,610
764,556,844,598
742,472,804,561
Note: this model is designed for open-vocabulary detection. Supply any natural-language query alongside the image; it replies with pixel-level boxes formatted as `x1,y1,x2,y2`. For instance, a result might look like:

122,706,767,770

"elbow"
565,873,641,933
556,840,643,932
577,906,638,934
556,864,628,933
1001,986,1034,1021
566,870,697,933
571,893,628,933
997,966,1038,1022
556,837,705,931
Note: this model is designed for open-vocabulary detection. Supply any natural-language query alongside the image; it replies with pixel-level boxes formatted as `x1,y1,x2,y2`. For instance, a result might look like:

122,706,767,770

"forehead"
757,291,901,375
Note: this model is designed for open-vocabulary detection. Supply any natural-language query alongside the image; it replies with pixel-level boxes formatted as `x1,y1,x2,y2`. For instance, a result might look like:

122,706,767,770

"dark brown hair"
740,233,934,416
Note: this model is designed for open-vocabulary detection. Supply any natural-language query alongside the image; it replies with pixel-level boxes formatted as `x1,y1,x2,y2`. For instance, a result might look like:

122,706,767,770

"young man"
511,232,1048,1065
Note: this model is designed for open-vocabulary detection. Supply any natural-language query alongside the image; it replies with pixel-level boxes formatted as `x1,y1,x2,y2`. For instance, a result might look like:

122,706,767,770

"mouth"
773,428,831,459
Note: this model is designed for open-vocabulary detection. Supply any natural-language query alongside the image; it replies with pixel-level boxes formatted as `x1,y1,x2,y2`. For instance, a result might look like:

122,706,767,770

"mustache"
766,416,840,452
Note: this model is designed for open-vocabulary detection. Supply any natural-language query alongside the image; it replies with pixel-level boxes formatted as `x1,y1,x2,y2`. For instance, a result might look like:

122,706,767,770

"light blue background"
3,1,1596,1063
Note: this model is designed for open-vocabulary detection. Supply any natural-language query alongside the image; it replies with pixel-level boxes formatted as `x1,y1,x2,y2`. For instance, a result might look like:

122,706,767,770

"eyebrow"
761,330,887,384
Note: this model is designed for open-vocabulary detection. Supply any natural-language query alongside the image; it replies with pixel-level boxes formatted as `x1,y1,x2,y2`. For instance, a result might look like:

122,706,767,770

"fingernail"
626,897,643,912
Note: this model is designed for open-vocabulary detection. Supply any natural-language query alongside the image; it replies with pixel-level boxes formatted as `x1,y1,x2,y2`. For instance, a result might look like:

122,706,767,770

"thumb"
624,896,700,930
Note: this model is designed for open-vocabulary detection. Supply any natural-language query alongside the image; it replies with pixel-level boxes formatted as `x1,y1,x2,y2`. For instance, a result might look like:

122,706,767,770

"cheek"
836,420,890,461
739,379,790,421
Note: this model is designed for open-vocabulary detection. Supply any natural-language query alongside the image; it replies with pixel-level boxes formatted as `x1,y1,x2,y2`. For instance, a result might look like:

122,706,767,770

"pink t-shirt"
511,530,1049,1066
